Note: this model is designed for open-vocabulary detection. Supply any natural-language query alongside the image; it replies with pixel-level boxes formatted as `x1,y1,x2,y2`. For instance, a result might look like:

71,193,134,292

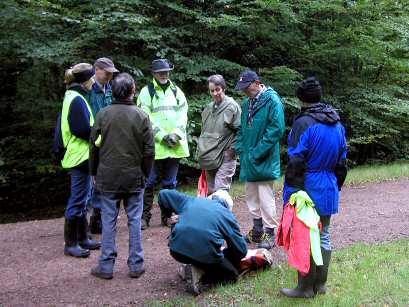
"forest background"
1,0,409,220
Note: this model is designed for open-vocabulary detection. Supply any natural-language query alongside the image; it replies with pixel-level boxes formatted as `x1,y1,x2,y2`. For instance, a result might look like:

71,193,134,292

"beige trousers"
245,181,277,229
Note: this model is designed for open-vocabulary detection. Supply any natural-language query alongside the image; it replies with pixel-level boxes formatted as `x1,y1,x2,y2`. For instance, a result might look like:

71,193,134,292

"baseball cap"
234,70,259,91
94,57,119,73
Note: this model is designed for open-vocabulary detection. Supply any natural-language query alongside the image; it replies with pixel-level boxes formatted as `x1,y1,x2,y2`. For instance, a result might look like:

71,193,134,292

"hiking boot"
141,219,149,230
91,266,113,280
185,264,205,295
281,259,316,298
64,217,90,258
257,229,275,250
245,228,263,244
78,215,101,250
89,208,102,234
314,248,331,294
129,269,145,279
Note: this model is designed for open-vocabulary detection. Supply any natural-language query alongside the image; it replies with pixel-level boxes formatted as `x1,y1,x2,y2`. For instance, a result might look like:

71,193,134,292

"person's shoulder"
225,96,240,109
292,114,317,135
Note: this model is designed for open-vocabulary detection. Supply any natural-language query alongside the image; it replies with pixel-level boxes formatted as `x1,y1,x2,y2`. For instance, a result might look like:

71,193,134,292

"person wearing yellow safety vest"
137,59,189,230
61,63,101,258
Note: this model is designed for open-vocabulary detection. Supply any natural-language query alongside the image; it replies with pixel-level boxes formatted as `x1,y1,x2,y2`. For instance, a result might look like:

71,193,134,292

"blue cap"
234,70,259,91
151,59,174,72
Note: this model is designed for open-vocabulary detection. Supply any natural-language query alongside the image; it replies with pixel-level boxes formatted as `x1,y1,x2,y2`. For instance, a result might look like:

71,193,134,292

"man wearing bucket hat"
137,59,189,230
234,70,285,250
88,57,119,235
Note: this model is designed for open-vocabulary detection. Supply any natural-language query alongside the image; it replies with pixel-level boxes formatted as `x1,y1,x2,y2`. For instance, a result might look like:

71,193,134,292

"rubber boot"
142,187,154,229
89,208,102,234
64,217,90,258
314,248,331,294
78,215,101,250
281,259,316,298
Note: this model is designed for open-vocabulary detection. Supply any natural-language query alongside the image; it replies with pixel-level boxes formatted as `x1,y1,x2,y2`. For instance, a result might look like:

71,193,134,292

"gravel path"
0,178,408,306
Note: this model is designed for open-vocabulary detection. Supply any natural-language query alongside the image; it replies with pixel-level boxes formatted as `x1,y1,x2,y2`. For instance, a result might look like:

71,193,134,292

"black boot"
314,248,331,294
64,217,90,258
142,187,154,229
281,259,316,298
89,208,102,234
78,215,101,250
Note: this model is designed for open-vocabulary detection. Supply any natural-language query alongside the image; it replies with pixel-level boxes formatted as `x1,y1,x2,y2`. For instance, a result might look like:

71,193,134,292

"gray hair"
207,74,226,90
112,73,135,100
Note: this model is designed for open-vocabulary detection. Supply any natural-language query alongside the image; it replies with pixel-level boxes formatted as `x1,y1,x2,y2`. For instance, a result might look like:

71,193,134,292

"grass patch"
178,161,409,198
149,239,409,306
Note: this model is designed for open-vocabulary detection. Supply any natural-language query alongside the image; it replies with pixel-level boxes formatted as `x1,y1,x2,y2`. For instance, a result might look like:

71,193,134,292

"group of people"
58,56,347,298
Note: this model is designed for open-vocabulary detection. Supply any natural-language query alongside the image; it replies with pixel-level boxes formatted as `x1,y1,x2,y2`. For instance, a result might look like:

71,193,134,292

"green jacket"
236,86,285,182
197,96,241,170
89,99,155,193
137,78,189,160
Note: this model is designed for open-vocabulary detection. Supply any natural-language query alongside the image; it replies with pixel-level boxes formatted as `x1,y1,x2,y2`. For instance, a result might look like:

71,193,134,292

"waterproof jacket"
88,81,113,117
60,85,94,169
137,78,189,160
89,99,155,193
158,190,248,264
283,103,348,216
236,87,285,182
197,96,241,170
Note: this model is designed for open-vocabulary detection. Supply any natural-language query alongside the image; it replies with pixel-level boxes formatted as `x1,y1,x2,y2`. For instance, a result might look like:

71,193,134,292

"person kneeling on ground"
158,189,248,295
89,73,155,279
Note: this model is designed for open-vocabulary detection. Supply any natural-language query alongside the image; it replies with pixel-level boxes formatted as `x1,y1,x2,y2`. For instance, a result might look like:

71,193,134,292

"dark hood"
300,102,340,125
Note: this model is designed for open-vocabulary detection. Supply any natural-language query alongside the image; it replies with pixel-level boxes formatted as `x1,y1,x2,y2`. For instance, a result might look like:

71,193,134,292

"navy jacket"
283,103,347,216
158,190,247,264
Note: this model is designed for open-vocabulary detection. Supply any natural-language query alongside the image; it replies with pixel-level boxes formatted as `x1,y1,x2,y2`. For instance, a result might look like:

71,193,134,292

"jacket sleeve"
141,114,155,178
137,86,167,142
221,213,248,263
284,124,309,190
158,190,189,217
68,96,91,141
235,102,246,155
224,102,241,151
89,113,102,176
251,95,285,162
171,88,188,140
334,126,348,190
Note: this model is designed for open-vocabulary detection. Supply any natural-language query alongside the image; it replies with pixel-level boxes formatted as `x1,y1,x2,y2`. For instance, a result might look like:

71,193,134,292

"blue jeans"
146,158,180,189
94,189,144,273
65,168,91,218
320,216,331,251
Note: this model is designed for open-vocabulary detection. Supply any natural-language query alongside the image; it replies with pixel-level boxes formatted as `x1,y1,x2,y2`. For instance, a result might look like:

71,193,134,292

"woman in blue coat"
281,77,347,298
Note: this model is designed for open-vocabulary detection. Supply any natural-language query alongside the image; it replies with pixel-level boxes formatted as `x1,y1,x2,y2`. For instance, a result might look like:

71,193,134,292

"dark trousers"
142,158,180,222
170,248,242,284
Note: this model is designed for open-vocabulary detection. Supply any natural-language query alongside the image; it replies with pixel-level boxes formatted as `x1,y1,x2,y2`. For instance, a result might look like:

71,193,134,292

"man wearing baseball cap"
234,70,285,250
137,59,189,230
88,57,119,234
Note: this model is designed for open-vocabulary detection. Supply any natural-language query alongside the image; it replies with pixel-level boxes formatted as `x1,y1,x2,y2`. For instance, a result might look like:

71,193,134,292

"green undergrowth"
149,239,409,306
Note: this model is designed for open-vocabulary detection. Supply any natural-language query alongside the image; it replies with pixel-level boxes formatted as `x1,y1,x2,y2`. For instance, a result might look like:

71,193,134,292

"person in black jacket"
158,189,247,294
89,73,155,280
281,77,347,298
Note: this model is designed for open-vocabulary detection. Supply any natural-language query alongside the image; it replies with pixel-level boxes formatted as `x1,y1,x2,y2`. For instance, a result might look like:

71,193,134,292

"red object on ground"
197,170,208,197
275,203,311,275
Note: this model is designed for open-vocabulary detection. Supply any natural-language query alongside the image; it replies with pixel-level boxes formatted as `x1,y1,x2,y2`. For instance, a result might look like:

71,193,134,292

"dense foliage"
1,0,409,218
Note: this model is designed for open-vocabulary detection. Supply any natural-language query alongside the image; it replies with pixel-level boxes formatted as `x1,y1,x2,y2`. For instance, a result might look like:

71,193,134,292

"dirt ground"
1,178,408,306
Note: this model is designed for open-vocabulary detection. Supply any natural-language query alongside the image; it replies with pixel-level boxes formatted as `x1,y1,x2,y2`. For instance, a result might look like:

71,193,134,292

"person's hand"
163,134,179,148
168,214,179,225
224,149,236,161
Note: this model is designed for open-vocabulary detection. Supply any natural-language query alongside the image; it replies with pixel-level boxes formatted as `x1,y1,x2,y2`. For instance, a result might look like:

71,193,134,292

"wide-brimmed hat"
151,59,174,73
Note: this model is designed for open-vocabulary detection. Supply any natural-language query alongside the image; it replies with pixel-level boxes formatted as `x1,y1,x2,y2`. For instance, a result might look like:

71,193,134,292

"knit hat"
296,77,322,103
208,189,234,211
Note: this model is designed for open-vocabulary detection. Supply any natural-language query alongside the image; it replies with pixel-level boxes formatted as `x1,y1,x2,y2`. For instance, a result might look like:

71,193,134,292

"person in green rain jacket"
235,70,285,250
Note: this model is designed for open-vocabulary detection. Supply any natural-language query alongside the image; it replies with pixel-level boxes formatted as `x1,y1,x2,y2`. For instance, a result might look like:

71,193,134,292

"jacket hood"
300,102,340,125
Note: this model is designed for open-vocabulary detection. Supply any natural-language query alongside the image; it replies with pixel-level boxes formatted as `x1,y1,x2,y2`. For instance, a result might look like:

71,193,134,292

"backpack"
52,112,66,164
